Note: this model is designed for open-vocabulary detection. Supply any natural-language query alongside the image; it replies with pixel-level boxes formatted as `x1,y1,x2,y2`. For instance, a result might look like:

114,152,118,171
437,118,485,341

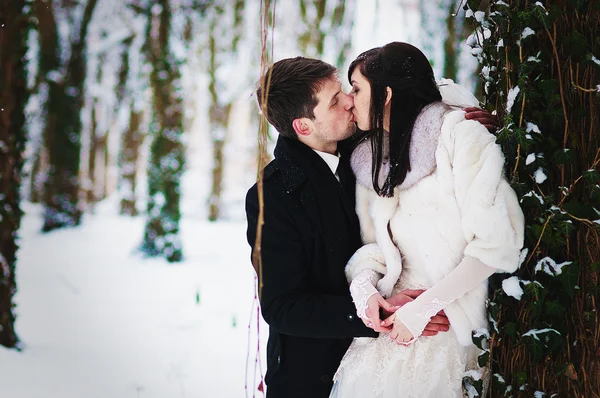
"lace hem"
333,331,479,398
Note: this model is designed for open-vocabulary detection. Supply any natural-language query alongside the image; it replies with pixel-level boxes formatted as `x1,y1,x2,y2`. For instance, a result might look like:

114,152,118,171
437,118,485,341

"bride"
330,42,525,397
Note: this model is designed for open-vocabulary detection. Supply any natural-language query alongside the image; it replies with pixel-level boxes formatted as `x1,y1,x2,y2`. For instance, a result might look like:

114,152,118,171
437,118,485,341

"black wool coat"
246,136,377,398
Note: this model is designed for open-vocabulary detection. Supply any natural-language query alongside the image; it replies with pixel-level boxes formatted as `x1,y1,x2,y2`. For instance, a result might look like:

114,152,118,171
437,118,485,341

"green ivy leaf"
544,300,565,317
583,169,600,184
553,148,575,165
561,29,589,59
563,199,598,219
504,321,518,339
479,350,490,368
557,261,580,298
523,333,546,362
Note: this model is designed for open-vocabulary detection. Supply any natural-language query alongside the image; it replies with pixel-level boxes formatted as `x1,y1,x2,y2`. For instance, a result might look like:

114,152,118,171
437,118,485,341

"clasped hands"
360,289,450,345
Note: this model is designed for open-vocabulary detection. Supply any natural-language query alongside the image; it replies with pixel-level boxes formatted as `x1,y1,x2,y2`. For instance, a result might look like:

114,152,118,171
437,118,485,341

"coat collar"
273,136,320,192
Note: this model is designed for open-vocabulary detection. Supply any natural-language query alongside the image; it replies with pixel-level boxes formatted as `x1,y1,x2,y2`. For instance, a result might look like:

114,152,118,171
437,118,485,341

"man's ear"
292,118,312,137
385,87,393,106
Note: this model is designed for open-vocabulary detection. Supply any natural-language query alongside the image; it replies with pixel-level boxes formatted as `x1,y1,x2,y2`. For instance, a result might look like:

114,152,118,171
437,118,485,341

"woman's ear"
385,87,393,106
292,118,311,137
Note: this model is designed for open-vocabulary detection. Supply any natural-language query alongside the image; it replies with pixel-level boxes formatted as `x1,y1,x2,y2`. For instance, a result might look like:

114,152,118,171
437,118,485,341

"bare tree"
117,16,148,216
34,0,98,232
141,0,186,262
0,0,30,348
206,0,245,222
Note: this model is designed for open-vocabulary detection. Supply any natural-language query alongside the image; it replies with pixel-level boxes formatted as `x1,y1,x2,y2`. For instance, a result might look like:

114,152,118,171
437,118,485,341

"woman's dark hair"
348,42,442,197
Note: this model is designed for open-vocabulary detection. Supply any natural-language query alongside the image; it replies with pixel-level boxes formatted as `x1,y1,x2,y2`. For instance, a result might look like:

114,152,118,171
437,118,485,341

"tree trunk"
207,14,231,222
119,105,144,216
87,102,98,205
467,1,600,395
443,0,458,82
35,0,98,232
141,0,185,262
0,0,29,349
28,144,47,203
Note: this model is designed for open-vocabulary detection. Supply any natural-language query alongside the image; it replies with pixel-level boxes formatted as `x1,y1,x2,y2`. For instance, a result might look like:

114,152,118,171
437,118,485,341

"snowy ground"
0,197,267,398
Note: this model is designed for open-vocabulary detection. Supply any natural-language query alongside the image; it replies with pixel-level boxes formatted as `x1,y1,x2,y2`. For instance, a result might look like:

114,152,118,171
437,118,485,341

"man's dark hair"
257,57,337,139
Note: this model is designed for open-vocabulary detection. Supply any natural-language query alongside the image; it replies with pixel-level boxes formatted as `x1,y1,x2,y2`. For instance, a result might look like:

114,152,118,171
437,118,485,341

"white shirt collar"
313,149,340,180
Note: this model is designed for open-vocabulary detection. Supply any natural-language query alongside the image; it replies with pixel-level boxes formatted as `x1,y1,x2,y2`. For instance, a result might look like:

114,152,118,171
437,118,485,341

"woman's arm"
387,114,525,344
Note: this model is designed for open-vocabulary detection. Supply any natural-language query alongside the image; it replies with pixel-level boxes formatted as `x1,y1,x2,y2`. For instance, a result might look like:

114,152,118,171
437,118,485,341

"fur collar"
351,101,451,192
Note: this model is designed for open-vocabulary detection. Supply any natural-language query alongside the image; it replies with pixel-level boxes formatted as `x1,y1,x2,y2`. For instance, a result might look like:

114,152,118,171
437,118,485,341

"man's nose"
342,93,354,110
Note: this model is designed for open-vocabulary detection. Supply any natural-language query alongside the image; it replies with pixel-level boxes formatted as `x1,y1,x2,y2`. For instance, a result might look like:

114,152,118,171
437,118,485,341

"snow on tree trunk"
119,105,144,216
141,0,185,262
35,0,98,232
205,0,244,222
0,0,29,348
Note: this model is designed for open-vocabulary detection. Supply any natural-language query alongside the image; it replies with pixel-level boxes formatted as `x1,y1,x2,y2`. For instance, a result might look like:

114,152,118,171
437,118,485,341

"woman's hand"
361,293,399,333
388,317,415,346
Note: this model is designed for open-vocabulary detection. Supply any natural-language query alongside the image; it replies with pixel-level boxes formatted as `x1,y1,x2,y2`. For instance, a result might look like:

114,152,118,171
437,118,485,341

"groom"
246,57,494,398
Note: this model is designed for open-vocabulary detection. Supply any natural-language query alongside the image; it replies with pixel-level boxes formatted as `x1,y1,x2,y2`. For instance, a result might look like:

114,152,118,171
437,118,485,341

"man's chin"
346,123,357,136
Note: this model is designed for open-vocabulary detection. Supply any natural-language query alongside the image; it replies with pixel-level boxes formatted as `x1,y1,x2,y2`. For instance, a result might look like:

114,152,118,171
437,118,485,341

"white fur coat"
346,101,524,346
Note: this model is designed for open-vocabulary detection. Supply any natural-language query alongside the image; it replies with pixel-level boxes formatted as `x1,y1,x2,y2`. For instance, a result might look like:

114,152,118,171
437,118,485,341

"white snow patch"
522,190,544,204
535,257,572,276
526,153,536,165
522,27,535,39
522,328,560,340
526,122,541,133
506,86,520,113
473,328,490,339
534,168,548,184
519,248,529,267
464,369,483,381
502,276,524,300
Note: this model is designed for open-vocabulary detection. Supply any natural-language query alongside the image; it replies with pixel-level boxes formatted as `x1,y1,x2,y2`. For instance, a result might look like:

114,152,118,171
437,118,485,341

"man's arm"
464,107,499,132
246,184,377,339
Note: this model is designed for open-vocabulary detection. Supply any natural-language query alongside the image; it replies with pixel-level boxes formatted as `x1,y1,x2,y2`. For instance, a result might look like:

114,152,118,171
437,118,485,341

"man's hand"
464,106,499,134
361,293,398,333
383,289,450,337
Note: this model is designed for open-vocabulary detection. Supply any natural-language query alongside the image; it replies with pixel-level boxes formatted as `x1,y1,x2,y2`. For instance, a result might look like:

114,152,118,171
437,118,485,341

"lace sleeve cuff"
349,269,381,319
394,256,496,341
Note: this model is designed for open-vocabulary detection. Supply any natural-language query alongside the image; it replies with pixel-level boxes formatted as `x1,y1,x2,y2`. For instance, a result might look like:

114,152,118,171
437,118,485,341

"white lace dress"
331,276,479,398
330,93,524,398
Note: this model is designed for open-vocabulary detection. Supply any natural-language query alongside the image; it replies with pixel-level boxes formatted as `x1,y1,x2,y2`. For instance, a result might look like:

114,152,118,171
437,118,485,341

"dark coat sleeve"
246,183,377,340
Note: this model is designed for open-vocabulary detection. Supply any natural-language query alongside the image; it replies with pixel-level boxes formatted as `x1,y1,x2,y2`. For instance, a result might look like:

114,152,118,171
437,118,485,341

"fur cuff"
345,243,388,283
